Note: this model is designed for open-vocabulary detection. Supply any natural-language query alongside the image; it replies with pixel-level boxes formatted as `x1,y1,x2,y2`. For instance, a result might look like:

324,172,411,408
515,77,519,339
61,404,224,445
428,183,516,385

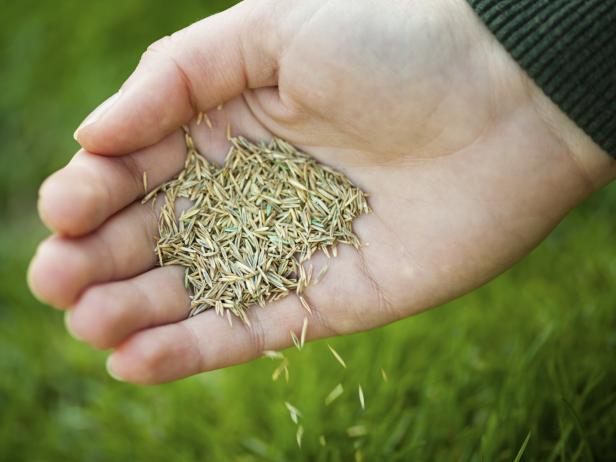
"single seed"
358,384,365,410
380,368,388,382
204,112,213,129
299,295,312,314
263,350,284,360
272,358,289,382
346,425,367,438
315,263,330,284
300,317,308,349
296,425,304,448
291,330,300,350
284,401,302,424
325,383,344,405
327,344,347,369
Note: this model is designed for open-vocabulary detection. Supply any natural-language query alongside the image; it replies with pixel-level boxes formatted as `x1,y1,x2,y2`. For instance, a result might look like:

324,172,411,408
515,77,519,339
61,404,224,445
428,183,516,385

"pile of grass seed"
145,129,369,322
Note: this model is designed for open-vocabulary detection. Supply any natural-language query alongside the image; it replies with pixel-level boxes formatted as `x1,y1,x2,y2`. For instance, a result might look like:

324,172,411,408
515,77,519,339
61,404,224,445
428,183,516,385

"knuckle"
137,342,167,378
70,287,117,348
118,154,145,194
246,313,266,353
143,35,175,60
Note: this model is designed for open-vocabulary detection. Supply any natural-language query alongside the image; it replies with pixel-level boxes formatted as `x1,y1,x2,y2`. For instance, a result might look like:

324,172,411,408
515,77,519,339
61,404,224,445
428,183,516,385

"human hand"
28,0,615,383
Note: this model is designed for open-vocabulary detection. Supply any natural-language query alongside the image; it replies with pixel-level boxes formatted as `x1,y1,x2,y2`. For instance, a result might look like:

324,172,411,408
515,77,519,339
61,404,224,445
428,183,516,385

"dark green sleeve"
466,0,616,157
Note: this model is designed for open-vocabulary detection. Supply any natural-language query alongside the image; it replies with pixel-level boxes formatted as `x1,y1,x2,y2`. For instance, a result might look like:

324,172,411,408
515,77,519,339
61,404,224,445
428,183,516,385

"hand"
28,0,615,384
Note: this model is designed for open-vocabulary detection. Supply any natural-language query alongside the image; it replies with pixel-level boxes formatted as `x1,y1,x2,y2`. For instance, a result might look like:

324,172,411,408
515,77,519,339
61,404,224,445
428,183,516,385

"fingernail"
74,90,122,141
106,355,125,382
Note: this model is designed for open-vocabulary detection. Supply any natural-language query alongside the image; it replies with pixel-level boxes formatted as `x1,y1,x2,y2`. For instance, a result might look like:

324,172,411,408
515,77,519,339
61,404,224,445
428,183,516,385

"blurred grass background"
1,1,615,461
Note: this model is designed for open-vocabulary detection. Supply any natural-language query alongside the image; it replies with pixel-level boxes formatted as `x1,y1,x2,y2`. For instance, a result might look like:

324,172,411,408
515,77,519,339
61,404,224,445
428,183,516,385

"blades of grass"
562,398,595,462
513,431,532,462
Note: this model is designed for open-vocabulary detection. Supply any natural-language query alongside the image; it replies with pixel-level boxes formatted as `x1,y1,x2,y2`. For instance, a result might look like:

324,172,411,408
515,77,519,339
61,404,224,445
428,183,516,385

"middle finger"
29,198,164,308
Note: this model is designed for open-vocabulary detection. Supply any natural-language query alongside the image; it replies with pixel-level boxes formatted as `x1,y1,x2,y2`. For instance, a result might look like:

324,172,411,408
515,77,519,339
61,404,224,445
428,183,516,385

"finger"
66,266,189,350
106,294,330,384
74,1,280,155
104,243,387,384
38,131,186,237
28,199,161,308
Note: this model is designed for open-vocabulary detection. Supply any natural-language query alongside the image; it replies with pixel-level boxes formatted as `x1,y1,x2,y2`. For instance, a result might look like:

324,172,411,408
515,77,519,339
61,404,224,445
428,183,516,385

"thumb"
74,1,280,155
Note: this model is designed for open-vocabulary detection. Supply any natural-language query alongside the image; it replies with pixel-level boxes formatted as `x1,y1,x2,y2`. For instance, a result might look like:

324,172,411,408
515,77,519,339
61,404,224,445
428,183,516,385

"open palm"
28,0,612,383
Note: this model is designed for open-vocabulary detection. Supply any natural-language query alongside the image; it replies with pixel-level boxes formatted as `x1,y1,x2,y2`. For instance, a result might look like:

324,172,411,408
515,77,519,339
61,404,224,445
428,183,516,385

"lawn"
1,1,615,461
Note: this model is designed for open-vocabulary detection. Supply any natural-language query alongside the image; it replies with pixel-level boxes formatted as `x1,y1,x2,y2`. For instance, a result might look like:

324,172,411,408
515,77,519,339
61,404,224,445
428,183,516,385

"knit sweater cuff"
466,0,616,157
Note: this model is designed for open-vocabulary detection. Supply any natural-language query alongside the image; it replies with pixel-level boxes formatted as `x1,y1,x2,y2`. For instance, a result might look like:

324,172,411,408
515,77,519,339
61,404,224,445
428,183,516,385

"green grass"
1,1,615,461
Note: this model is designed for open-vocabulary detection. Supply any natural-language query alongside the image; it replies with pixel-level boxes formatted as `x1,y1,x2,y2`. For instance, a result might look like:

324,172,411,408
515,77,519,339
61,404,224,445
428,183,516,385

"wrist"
528,82,616,192
456,0,615,199
453,0,616,193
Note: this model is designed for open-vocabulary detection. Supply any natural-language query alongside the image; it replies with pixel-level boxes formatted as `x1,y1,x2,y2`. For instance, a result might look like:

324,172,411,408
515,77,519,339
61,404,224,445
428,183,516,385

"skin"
28,0,615,384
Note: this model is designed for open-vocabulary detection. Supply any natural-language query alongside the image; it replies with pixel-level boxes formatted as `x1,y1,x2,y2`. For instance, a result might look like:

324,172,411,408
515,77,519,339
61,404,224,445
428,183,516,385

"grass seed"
327,344,347,369
148,130,369,321
325,383,344,406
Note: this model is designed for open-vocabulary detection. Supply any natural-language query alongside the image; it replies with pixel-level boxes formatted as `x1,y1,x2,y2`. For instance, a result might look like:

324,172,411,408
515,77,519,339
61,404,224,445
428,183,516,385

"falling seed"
284,401,302,424
346,425,367,438
325,383,344,405
226,123,232,140
358,384,365,410
217,103,223,111
296,425,304,448
300,317,308,349
142,171,148,194
380,368,388,382
204,112,213,129
272,357,289,382
327,344,347,369
263,350,284,360
196,111,204,125
291,330,301,350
